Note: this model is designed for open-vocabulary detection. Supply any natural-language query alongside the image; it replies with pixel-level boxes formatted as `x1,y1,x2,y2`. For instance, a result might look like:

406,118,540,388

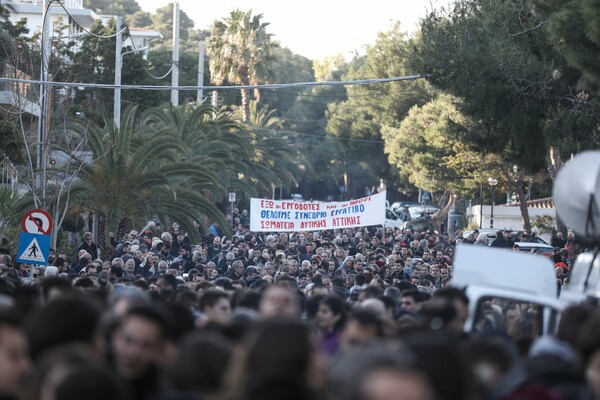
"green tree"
140,102,252,196
0,187,26,230
326,22,434,199
66,106,229,251
127,10,153,28
206,9,277,122
243,101,306,198
382,94,501,230
68,19,120,121
0,119,24,164
276,55,347,200
140,102,305,202
259,46,314,117
151,3,195,42
413,0,553,170
0,4,31,73
411,0,600,231
384,95,478,193
531,0,600,93
66,19,180,120
83,0,141,16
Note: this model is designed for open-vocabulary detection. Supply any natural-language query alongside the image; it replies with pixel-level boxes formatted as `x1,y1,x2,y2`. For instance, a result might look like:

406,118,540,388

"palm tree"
206,9,277,122
243,102,306,196
142,102,306,202
0,186,26,230
66,106,228,251
140,103,257,198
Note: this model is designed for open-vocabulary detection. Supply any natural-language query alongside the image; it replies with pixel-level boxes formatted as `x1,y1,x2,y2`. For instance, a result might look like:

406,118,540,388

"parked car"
463,229,549,245
512,242,554,258
390,201,421,213
290,193,304,202
407,205,440,220
384,208,403,229
402,218,435,233
559,251,600,305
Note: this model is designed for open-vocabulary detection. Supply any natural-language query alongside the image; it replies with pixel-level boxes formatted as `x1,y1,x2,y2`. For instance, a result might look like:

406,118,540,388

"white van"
451,245,564,337
559,251,600,305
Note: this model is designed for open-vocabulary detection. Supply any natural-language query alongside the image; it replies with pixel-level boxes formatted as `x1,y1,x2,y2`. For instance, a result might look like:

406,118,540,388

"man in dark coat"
76,232,99,260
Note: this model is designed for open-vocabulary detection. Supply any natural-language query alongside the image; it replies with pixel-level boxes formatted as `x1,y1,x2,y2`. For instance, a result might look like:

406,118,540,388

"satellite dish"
553,151,600,238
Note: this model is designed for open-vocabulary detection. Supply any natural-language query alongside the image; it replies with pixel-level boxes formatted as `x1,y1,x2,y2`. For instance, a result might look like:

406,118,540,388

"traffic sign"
16,232,51,265
21,209,53,235
229,192,236,202
419,190,432,202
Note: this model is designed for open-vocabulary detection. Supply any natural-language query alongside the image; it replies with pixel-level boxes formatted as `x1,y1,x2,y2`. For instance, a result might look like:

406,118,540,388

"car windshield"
473,297,543,340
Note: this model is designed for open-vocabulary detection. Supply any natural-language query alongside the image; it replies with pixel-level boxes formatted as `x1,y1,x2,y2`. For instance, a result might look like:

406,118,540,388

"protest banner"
249,191,386,232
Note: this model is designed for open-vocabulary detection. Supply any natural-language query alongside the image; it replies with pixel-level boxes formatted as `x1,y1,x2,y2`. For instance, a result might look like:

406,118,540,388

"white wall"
467,205,556,231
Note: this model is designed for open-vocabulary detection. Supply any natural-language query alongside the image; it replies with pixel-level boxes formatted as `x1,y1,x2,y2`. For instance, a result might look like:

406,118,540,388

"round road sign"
21,209,54,235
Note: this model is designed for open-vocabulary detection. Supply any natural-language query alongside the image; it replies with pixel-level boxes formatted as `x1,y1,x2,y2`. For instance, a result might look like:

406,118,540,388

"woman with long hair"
315,295,347,356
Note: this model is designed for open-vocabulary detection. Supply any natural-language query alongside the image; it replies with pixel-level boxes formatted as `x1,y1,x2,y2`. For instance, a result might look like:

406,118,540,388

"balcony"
9,0,83,8
0,65,41,117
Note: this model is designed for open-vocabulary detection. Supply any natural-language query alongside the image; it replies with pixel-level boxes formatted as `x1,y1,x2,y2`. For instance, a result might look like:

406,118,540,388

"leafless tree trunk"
546,146,567,234
500,164,532,234
431,190,455,233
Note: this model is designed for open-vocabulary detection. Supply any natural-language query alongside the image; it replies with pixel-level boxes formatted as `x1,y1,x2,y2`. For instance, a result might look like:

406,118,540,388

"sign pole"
228,191,236,228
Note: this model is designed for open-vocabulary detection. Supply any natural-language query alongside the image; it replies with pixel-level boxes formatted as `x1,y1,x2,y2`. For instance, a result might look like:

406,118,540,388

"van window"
473,297,543,340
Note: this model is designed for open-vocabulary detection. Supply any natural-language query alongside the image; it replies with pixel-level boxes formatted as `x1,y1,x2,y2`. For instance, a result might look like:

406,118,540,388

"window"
473,297,542,340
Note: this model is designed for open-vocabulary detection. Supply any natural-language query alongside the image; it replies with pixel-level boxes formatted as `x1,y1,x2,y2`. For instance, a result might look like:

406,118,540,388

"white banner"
250,191,387,232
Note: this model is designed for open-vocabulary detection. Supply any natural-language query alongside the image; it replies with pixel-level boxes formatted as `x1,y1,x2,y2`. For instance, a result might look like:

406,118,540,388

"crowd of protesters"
0,209,598,400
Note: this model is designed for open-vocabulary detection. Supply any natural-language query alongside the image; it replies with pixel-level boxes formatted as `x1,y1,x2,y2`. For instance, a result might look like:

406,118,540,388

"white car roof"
451,245,558,299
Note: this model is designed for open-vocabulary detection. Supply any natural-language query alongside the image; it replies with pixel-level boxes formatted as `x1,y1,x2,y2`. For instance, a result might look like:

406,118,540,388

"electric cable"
0,74,426,91
54,0,126,39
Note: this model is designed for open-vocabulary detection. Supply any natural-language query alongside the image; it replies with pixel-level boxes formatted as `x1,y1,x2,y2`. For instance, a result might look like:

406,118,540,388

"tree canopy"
206,9,277,122
83,0,141,16
531,0,600,94
412,0,600,172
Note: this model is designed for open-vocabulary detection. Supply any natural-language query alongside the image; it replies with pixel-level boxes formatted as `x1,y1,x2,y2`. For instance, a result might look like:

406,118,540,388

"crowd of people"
0,214,598,400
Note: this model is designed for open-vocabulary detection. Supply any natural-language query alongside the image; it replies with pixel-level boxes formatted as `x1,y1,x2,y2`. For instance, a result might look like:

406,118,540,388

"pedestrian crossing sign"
419,190,432,202
16,232,51,265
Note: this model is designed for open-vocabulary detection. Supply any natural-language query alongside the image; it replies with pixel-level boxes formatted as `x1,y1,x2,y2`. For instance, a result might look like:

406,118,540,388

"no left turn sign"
21,209,54,235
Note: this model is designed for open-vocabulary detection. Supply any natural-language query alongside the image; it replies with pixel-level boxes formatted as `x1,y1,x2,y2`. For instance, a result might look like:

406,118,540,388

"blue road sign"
16,232,51,266
420,190,432,202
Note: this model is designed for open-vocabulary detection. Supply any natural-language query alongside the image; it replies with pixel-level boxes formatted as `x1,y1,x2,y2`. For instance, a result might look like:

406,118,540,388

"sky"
135,0,452,60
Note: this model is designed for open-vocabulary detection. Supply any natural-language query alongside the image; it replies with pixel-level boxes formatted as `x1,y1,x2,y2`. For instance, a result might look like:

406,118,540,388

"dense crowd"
0,213,598,400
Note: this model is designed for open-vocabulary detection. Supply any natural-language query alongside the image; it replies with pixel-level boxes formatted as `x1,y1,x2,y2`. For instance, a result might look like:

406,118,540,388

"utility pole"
171,1,180,106
479,182,483,229
196,41,205,104
212,90,218,108
114,16,122,129
488,178,498,229
37,0,52,210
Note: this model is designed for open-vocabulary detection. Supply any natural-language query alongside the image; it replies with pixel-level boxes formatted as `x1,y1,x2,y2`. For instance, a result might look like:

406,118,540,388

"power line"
54,0,127,39
0,75,426,91
123,24,175,80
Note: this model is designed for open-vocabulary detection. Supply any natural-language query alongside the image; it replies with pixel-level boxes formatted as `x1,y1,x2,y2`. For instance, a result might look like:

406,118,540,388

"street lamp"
488,177,498,228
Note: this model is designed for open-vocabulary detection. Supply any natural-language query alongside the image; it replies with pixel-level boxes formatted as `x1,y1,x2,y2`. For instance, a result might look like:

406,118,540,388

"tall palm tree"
206,9,277,122
66,106,228,250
